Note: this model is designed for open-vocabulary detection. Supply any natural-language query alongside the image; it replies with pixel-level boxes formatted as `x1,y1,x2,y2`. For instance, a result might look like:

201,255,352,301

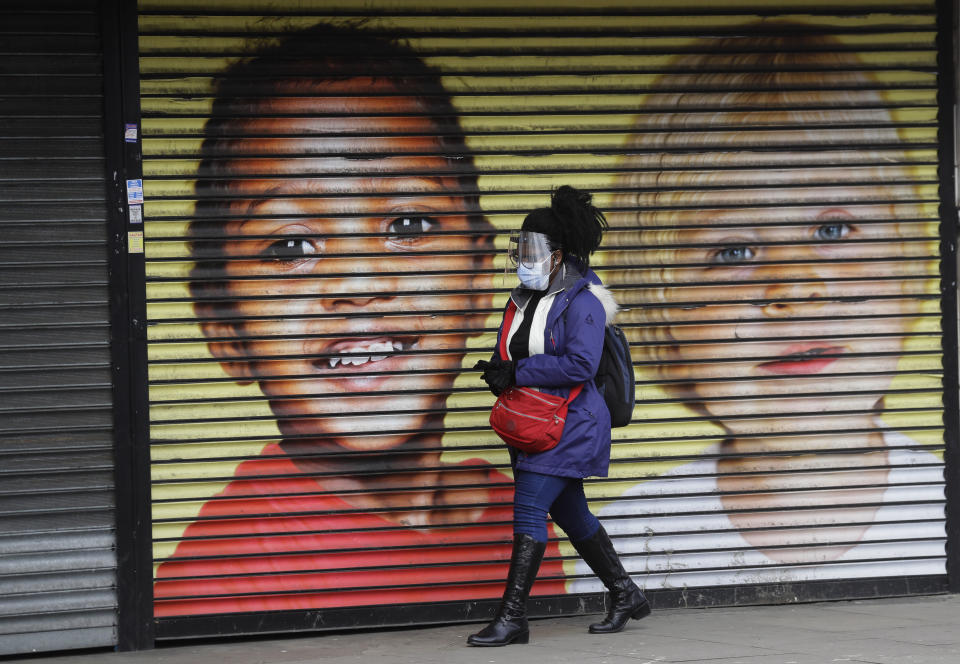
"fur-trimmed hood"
587,282,618,325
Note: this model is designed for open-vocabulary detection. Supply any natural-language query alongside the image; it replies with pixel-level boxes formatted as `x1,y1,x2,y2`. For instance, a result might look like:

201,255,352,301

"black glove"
474,359,516,397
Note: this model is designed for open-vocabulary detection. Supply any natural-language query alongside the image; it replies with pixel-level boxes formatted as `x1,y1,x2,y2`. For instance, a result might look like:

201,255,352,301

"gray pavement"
9,594,960,664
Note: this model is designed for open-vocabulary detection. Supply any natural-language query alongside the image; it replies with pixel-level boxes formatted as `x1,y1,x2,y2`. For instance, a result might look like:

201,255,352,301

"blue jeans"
513,469,601,543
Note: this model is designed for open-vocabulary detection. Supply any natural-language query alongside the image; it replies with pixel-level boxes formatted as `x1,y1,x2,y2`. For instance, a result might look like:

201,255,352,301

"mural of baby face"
617,75,935,437
618,129,935,561
639,190,927,437
193,80,494,457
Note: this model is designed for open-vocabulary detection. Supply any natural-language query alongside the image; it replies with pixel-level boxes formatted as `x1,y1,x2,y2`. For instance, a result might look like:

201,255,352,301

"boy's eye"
389,215,435,236
815,222,851,240
713,246,756,263
264,238,318,259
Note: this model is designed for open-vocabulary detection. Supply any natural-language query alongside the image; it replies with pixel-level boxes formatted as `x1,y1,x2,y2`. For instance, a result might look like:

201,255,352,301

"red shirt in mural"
154,445,567,617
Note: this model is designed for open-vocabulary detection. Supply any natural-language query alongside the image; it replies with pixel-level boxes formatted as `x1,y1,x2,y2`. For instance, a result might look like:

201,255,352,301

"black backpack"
594,324,636,427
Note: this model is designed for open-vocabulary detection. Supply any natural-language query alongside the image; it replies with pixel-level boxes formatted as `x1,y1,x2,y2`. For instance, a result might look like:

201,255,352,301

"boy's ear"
197,317,255,385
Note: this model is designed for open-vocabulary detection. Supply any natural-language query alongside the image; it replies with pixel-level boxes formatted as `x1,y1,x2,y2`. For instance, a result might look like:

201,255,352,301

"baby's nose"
757,265,828,316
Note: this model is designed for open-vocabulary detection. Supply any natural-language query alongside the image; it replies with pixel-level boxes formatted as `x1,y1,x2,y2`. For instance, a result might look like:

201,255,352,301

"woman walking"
468,186,650,646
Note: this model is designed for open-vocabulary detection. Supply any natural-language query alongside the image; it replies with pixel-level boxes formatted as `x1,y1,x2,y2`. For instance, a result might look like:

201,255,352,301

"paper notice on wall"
128,231,144,254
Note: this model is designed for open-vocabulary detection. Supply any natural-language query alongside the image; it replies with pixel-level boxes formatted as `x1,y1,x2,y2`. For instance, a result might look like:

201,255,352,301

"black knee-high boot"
467,533,546,646
572,525,650,633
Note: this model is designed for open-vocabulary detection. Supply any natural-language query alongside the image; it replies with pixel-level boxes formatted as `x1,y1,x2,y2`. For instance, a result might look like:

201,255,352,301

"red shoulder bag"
490,384,584,453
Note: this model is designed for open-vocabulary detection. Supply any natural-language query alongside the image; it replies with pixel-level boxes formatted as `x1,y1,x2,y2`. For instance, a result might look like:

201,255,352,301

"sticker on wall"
126,179,143,205
129,204,142,224
124,123,138,142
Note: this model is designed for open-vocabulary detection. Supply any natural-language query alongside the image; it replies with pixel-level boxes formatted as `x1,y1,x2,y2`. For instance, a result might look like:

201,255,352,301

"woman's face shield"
507,231,555,271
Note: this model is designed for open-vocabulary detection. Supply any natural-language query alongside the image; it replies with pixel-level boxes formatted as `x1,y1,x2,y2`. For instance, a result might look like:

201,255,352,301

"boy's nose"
321,287,395,312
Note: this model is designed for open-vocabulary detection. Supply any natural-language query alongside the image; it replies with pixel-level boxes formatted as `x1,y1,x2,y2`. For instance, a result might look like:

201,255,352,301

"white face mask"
517,253,554,290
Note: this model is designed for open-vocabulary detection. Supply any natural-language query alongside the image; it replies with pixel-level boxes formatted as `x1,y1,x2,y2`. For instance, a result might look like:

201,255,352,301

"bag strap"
566,383,584,404
498,300,518,360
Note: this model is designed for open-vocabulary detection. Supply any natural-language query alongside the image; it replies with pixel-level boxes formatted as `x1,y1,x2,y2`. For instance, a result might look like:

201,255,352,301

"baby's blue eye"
815,223,850,240
714,246,755,263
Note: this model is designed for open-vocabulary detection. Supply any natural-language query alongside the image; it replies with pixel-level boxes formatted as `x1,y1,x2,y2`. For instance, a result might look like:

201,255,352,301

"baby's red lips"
757,345,845,375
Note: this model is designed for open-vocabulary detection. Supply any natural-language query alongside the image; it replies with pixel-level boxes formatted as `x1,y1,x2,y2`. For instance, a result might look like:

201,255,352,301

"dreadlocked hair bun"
550,185,608,268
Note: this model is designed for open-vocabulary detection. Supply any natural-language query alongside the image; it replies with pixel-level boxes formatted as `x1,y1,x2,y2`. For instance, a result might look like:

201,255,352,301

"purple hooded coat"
493,258,618,478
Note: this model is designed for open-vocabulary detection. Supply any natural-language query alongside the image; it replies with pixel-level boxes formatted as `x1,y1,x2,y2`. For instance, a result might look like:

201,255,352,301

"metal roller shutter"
137,0,949,638
0,0,118,655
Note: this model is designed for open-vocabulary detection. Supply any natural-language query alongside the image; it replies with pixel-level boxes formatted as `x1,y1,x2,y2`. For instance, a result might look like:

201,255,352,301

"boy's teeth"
327,339,406,368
